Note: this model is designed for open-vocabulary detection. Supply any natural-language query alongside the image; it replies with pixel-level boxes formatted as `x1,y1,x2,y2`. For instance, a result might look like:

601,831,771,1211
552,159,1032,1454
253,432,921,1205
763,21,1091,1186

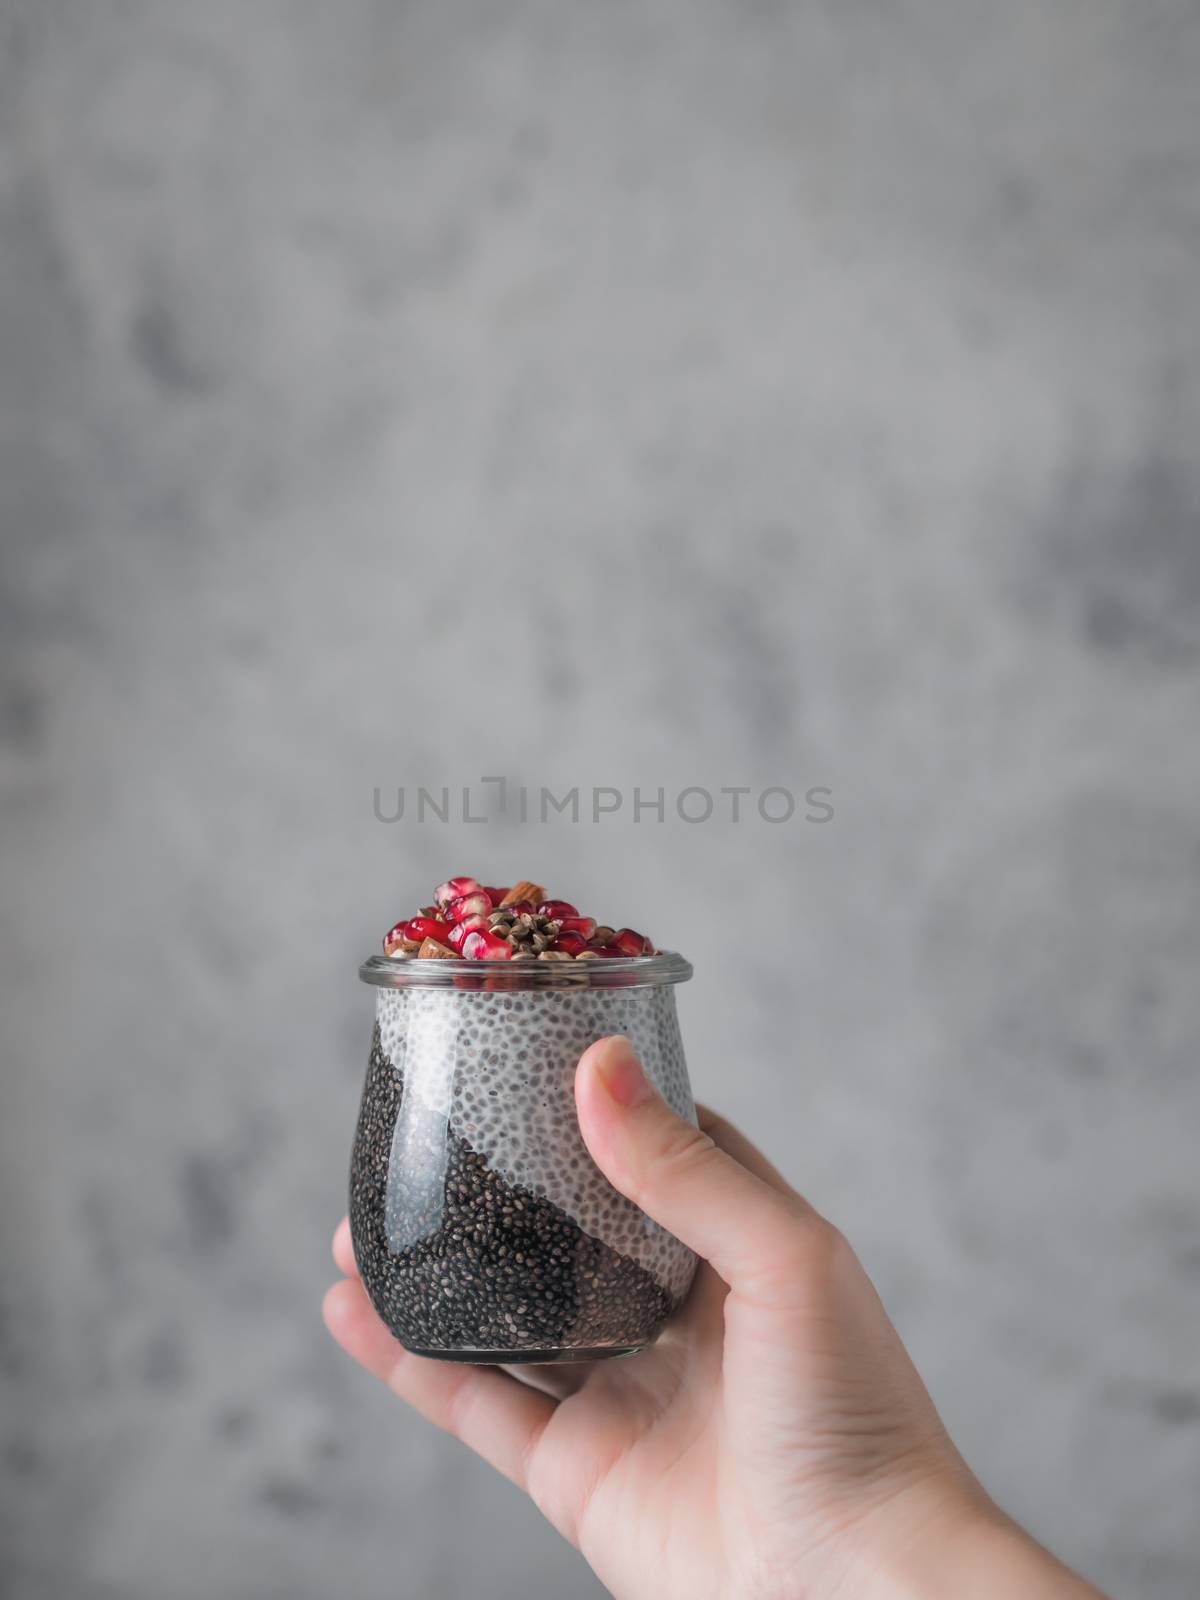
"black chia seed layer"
349,1028,676,1358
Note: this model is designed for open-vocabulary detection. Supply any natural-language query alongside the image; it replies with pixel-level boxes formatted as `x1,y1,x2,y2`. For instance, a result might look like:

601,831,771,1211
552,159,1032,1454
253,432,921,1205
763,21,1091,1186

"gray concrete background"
2,2,1199,1595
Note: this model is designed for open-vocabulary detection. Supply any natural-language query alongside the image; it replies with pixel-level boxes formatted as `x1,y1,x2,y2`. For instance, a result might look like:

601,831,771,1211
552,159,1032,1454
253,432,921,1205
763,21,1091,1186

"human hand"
325,1036,1108,1600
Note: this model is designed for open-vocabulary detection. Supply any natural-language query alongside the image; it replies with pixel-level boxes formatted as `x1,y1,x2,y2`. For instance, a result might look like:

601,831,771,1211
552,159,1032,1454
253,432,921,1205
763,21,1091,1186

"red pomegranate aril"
461,928,512,961
450,915,489,950
538,900,579,920
434,876,481,908
385,877,663,965
447,892,492,922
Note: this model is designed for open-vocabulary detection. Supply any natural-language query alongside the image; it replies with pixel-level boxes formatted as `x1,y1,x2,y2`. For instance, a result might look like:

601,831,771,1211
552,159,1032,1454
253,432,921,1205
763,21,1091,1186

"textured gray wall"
3,2,1199,1596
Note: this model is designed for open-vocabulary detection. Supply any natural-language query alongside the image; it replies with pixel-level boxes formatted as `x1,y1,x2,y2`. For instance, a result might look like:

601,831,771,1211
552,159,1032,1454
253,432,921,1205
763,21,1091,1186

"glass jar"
350,951,698,1363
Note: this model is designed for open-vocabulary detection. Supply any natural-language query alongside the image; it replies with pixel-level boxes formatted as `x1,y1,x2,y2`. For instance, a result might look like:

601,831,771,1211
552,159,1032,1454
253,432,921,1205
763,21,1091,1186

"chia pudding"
349,877,698,1362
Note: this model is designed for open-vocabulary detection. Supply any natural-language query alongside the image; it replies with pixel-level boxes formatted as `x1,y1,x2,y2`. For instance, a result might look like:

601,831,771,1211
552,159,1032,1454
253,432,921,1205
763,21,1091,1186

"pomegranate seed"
418,905,439,919
447,892,492,922
461,929,512,961
384,920,408,948
538,900,579,920
435,876,481,907
502,900,534,916
406,916,451,944
481,888,509,905
611,927,651,957
448,916,488,951
592,942,627,958
555,915,596,939
554,930,588,956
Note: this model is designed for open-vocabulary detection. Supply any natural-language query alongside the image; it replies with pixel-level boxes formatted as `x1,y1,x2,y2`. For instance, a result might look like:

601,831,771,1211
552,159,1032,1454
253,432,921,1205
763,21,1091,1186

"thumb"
575,1035,822,1300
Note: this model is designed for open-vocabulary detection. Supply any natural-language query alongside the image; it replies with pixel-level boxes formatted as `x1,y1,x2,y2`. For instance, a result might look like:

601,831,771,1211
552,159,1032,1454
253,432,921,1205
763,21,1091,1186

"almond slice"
385,937,422,957
417,937,458,959
499,880,546,909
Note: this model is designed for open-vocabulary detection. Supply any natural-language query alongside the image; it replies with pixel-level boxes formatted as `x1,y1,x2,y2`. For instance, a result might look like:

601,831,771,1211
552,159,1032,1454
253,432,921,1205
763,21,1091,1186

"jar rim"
359,950,692,990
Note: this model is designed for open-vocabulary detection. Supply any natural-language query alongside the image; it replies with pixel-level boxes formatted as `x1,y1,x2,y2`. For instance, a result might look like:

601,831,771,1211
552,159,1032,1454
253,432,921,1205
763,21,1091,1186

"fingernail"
593,1037,654,1108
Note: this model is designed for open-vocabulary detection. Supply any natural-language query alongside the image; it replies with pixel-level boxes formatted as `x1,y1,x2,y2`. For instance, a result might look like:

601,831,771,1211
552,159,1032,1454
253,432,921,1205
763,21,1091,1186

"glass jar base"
403,1343,646,1365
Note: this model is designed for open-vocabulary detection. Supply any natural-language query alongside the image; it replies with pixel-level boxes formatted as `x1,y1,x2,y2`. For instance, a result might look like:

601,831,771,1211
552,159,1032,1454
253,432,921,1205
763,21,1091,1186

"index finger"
695,1103,795,1195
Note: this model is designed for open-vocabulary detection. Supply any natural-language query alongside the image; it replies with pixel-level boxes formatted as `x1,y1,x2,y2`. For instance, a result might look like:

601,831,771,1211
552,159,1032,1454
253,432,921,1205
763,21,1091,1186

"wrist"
848,1481,1109,1600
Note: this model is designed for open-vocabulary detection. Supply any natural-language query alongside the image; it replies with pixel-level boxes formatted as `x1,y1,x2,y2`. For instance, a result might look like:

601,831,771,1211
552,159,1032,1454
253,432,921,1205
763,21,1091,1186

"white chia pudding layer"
375,984,698,1301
